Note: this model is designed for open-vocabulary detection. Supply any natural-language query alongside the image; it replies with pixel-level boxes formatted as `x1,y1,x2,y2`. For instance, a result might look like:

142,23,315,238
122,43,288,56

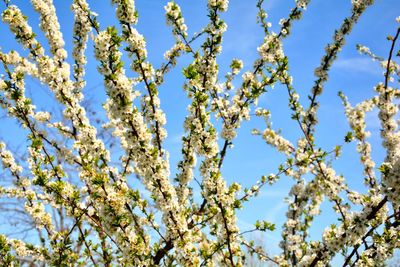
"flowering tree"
0,0,399,266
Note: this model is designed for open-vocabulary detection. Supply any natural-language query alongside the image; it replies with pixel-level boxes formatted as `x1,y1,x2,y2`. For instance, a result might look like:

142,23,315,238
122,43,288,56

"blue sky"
1,0,400,262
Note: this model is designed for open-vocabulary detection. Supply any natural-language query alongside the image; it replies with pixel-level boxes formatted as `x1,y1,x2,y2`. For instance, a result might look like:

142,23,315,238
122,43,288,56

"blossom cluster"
71,0,95,90
165,2,188,37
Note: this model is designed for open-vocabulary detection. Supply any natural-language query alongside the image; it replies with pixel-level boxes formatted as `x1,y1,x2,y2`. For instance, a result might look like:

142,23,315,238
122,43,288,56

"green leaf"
344,131,353,143
183,65,198,80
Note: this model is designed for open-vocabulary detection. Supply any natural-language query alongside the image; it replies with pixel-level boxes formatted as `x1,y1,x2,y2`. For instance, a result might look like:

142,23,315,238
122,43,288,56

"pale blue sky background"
1,0,400,263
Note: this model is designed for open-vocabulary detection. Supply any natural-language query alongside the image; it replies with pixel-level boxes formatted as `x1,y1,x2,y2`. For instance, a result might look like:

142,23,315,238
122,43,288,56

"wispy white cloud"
237,218,256,231
263,0,280,10
264,201,287,224
166,133,184,145
333,57,381,75
365,108,381,130
257,189,288,199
